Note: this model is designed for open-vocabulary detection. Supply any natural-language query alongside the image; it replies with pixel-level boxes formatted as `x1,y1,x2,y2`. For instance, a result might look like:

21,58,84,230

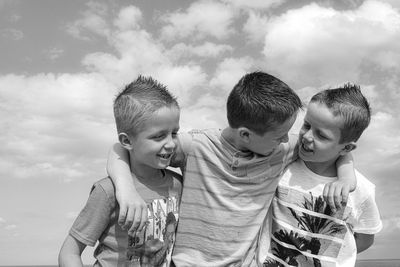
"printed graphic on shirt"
126,197,179,267
263,185,352,267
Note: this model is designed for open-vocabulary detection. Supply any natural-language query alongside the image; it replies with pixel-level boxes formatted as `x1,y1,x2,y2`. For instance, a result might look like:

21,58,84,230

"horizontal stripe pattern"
172,129,295,267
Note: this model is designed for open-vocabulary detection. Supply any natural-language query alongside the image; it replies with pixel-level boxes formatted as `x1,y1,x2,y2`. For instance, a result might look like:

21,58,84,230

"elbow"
355,233,375,253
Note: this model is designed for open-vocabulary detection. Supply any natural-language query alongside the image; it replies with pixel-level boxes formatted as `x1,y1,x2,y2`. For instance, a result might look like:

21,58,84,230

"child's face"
130,106,180,170
248,114,297,156
298,102,348,164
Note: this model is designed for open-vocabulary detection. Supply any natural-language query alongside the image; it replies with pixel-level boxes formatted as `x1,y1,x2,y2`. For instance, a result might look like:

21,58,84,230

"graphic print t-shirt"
126,190,180,266
259,160,382,267
69,170,181,267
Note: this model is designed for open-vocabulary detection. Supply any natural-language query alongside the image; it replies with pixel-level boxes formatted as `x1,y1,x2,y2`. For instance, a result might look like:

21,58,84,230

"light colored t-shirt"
258,159,382,267
69,170,182,267
171,129,297,267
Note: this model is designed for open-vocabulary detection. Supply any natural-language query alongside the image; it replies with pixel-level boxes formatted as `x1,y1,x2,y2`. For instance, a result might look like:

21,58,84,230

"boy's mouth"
158,153,173,159
301,143,313,153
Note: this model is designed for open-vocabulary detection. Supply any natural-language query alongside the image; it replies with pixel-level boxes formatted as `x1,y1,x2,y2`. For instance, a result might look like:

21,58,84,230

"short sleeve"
352,191,383,234
69,180,115,246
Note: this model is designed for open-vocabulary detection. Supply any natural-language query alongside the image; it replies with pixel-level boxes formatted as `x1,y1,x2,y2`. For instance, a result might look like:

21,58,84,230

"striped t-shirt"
172,129,297,267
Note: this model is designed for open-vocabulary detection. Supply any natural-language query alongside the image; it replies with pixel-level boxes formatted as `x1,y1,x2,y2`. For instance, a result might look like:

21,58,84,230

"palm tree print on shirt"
265,193,347,267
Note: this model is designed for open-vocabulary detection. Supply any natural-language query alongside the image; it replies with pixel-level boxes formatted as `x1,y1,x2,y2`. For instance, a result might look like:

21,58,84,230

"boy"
107,72,356,266
260,84,382,266
58,76,182,267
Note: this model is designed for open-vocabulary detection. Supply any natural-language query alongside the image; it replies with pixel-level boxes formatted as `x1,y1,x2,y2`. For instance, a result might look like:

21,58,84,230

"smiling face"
129,106,180,175
299,102,350,167
247,114,297,156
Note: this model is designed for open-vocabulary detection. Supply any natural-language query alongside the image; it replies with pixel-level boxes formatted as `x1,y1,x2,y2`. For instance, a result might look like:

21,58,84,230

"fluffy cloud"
243,11,270,43
210,56,255,93
167,42,233,59
262,0,400,87
66,1,110,40
113,5,142,31
0,73,115,181
1,28,23,40
225,0,285,9
160,0,236,41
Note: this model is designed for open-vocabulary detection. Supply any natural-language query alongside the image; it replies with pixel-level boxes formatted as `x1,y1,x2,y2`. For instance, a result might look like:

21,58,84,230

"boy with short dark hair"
260,84,382,266
107,72,356,266
58,76,182,267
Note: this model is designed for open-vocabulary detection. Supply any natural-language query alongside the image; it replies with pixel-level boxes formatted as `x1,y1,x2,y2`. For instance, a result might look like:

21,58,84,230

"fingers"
333,185,344,211
127,205,148,236
125,207,136,234
118,204,128,227
323,182,351,214
325,185,337,213
341,184,350,205
137,208,148,233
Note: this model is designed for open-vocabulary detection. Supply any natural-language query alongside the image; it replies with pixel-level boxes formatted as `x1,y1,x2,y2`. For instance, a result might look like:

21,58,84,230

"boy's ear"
118,133,134,150
341,142,357,154
238,127,251,143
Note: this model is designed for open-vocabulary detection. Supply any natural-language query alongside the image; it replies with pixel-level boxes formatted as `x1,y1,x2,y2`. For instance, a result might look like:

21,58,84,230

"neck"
221,127,247,151
129,153,163,184
303,159,338,177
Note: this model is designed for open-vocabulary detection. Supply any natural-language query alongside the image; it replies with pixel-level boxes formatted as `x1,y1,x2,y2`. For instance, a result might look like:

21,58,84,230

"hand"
115,184,148,236
323,180,350,213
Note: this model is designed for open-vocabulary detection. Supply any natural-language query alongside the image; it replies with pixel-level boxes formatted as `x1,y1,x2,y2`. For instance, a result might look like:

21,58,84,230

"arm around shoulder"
107,142,148,235
323,152,357,212
58,234,86,267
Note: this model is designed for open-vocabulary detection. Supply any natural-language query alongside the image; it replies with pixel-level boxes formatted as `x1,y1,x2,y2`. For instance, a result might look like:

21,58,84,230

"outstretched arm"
323,152,357,212
107,143,148,235
354,233,374,253
58,235,86,267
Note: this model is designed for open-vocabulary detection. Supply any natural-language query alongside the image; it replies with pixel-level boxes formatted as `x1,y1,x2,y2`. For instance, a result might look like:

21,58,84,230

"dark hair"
310,83,371,143
227,71,302,135
113,75,179,136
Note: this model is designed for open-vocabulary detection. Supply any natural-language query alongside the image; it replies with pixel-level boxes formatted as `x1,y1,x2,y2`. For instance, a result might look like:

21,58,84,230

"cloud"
0,73,116,181
0,217,5,224
1,28,23,40
4,224,17,230
44,47,65,60
66,1,110,40
113,5,142,31
262,0,400,87
160,0,236,41
242,11,270,43
210,56,255,93
356,111,400,169
225,0,285,9
168,42,233,59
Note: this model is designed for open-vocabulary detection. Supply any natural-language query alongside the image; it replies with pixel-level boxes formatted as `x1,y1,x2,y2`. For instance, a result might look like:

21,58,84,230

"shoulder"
91,177,116,205
187,128,221,141
179,128,221,151
354,170,376,195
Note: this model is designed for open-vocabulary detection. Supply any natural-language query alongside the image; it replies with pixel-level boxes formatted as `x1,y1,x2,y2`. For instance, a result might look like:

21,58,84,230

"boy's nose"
303,130,313,142
164,136,176,150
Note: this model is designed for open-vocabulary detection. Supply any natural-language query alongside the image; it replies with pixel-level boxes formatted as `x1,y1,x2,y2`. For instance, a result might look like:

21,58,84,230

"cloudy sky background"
1,0,400,265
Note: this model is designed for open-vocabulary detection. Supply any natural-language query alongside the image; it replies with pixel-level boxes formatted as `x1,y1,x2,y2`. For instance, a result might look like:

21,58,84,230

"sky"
0,0,400,265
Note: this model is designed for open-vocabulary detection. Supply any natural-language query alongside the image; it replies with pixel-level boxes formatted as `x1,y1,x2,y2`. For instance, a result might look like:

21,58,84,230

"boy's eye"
152,133,166,140
317,131,326,139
